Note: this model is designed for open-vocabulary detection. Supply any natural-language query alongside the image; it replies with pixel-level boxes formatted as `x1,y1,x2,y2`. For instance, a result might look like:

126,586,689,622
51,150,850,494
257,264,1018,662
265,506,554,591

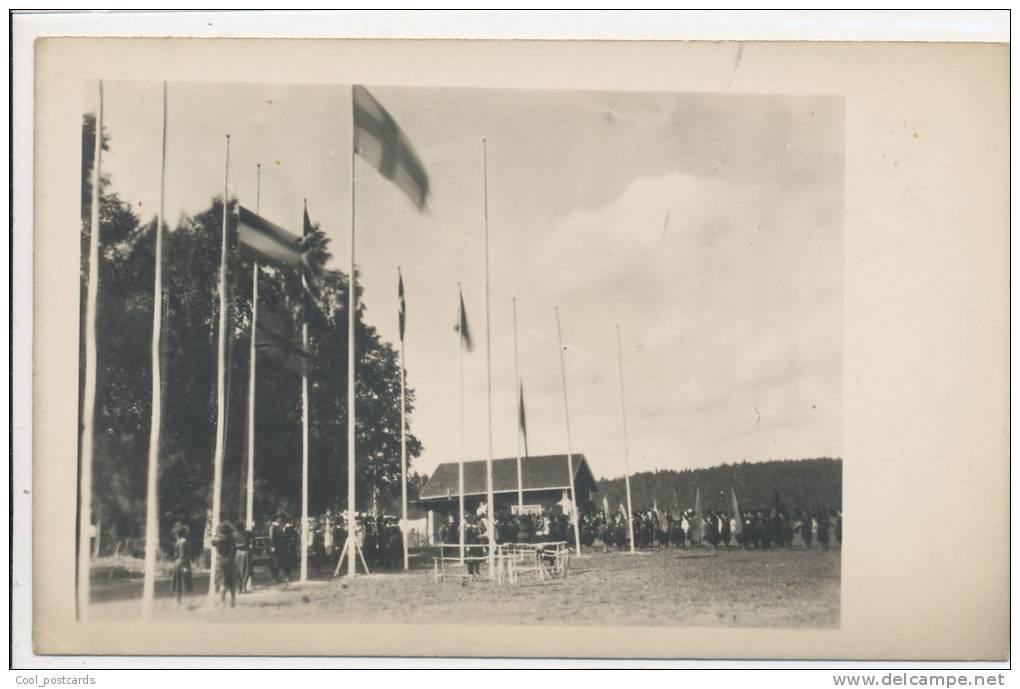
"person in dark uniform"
801,510,814,548
465,517,482,576
269,511,288,582
170,523,192,605
818,512,831,552
282,520,298,580
235,527,254,593
721,512,731,549
706,511,719,549
212,521,238,608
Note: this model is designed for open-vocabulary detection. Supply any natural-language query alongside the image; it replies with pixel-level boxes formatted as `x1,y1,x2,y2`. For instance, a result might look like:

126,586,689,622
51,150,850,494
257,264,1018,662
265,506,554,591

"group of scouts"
582,506,842,551
167,509,407,607
169,519,254,608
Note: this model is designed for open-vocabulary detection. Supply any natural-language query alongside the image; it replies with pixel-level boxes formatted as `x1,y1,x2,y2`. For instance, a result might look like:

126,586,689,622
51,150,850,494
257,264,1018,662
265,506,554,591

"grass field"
89,546,840,628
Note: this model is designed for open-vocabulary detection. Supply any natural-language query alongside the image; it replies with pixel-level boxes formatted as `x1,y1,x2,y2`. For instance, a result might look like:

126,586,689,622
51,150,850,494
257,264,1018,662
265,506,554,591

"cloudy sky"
91,81,843,479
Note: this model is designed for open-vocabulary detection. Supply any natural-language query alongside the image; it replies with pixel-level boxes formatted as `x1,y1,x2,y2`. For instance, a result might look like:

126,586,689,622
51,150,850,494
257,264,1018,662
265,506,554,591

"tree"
80,114,424,554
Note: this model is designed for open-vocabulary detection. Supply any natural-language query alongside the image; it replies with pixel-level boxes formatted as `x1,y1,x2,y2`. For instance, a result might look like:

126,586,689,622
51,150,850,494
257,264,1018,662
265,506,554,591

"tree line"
595,457,843,514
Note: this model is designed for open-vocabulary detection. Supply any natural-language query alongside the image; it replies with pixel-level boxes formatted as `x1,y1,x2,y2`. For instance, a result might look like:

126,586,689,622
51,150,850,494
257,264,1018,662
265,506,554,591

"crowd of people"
435,502,843,553
168,509,409,606
167,500,841,607
579,506,842,551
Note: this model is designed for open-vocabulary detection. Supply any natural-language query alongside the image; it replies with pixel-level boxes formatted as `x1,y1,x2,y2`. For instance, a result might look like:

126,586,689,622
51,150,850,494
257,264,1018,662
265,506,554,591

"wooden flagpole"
482,139,496,579
340,122,368,577
141,81,168,617
555,307,583,556
399,268,409,571
457,283,466,565
616,323,636,554
513,298,523,509
208,134,230,599
77,79,103,621
246,164,260,532
300,200,310,583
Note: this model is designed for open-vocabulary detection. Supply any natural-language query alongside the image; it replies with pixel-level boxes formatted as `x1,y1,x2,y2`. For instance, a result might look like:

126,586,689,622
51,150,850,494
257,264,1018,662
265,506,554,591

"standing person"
323,510,335,563
721,512,732,549
212,521,238,608
170,523,192,606
202,509,214,572
801,510,814,548
465,516,482,576
269,511,286,582
818,512,831,552
281,519,298,582
235,527,253,594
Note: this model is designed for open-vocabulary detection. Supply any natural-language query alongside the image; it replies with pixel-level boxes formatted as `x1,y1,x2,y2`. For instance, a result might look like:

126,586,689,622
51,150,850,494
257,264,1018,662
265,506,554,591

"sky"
89,81,843,480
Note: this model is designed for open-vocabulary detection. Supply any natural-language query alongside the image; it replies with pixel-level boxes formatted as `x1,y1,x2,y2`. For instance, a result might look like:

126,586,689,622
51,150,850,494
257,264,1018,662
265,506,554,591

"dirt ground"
89,546,840,629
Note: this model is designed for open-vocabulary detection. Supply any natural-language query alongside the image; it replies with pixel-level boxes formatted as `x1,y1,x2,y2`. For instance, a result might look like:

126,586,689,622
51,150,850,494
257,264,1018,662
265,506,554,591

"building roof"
418,454,598,501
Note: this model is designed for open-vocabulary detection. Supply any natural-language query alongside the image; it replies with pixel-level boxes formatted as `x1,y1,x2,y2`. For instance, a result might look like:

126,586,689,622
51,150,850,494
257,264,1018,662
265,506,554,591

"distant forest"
595,458,842,514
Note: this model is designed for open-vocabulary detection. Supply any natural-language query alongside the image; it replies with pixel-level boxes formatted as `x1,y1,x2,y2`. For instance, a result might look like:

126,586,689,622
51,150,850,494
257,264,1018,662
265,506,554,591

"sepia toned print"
31,38,1007,660
74,80,842,628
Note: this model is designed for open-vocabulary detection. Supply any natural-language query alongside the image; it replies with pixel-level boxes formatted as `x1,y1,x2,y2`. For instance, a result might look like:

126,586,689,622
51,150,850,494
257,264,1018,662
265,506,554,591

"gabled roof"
418,454,597,501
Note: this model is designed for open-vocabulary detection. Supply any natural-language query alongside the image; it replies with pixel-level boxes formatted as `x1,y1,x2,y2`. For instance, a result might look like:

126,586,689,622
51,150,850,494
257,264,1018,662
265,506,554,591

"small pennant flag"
730,486,743,538
518,382,529,457
353,84,430,211
693,487,705,543
653,499,668,533
398,269,406,342
455,287,473,352
303,202,313,238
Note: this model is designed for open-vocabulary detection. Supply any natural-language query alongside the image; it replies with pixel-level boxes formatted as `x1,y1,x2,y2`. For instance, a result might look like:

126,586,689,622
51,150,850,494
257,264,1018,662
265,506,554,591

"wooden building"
417,454,599,528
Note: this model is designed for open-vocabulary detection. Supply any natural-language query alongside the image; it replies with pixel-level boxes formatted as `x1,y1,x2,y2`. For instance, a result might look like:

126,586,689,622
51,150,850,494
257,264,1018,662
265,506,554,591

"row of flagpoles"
77,79,643,618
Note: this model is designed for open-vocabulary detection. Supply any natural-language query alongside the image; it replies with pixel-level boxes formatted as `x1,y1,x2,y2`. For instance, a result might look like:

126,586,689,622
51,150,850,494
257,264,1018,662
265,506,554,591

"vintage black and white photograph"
74,79,844,630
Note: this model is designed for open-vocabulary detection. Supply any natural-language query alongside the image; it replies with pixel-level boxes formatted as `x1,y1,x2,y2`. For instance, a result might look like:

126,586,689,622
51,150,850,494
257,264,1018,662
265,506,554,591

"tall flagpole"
300,199,310,583
457,283,466,564
246,164,260,532
209,133,230,599
482,139,496,579
77,79,103,621
399,268,409,571
512,298,523,509
555,307,583,556
141,81,168,617
616,324,636,554
346,133,358,578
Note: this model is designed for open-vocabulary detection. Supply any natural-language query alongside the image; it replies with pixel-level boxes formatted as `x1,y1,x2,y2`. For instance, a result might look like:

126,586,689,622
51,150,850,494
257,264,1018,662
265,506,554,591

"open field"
89,546,840,628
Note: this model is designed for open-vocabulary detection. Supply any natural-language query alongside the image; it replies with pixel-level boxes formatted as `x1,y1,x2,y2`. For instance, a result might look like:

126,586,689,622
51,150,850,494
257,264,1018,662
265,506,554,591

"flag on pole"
602,495,610,516
653,498,668,533
693,487,705,543
398,270,406,342
619,503,629,519
730,486,743,538
303,203,313,238
352,84,430,210
257,303,312,376
455,288,473,351
518,382,528,456
238,206,321,293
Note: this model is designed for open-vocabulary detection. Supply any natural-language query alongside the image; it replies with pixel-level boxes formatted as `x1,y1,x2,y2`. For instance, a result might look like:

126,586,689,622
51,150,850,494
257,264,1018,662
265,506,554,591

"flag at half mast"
518,382,529,457
398,269,406,342
353,84,430,210
455,287,473,352
237,206,320,292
